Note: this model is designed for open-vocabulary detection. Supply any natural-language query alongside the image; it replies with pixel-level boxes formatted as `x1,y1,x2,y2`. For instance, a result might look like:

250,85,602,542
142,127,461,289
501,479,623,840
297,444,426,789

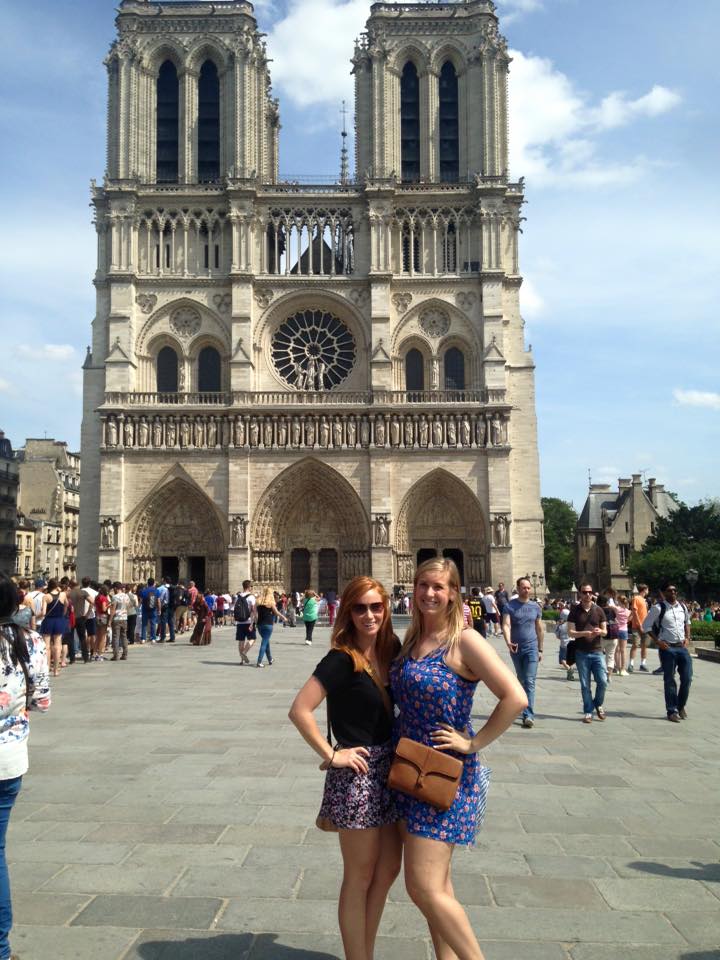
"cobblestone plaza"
8,627,720,960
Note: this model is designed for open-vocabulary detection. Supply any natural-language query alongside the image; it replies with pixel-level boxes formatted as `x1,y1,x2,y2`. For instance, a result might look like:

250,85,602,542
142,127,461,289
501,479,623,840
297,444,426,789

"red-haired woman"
391,557,527,960
189,592,212,646
289,576,401,960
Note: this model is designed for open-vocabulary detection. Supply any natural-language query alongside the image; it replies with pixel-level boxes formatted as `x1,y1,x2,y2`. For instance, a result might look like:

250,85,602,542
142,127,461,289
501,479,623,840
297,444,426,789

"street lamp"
685,568,698,603
526,571,543,600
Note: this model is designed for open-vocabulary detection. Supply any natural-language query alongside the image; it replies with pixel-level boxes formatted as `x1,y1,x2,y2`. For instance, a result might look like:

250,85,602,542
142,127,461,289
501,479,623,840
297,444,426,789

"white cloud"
520,276,545,318
497,0,544,24
673,389,720,410
508,51,681,186
18,344,75,362
0,378,11,394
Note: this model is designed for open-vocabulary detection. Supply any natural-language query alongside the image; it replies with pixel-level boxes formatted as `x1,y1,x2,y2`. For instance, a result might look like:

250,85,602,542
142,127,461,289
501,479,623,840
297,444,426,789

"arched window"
157,346,179,393
439,61,459,182
405,348,424,391
156,61,179,183
444,347,465,390
401,62,420,183
198,346,221,392
198,60,220,182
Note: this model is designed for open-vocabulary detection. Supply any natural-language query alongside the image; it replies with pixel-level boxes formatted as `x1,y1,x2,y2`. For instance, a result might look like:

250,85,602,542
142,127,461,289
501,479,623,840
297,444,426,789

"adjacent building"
79,0,544,592
575,475,677,593
17,440,81,580
0,431,19,575
14,513,37,580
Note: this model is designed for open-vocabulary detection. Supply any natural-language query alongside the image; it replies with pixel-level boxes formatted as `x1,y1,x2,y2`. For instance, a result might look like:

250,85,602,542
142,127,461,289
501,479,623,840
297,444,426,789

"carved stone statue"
316,359,326,391
124,420,134,447
180,418,190,448
491,415,503,446
138,418,149,447
333,418,344,448
207,418,217,448
263,420,273,447
235,416,246,447
166,419,176,447
305,418,316,447
360,418,370,447
404,418,414,447
319,415,330,447
373,515,390,547
277,418,288,447
460,417,471,447
231,515,247,548
306,358,317,391
431,358,440,391
152,417,163,448
446,419,457,446
193,417,205,448
494,514,509,547
375,418,385,447
346,418,356,447
486,415,494,446
432,416,443,447
221,418,231,448
249,419,259,447
101,518,117,550
106,418,118,447
291,418,301,447
294,360,305,390
475,415,487,447
419,416,429,447
390,417,400,447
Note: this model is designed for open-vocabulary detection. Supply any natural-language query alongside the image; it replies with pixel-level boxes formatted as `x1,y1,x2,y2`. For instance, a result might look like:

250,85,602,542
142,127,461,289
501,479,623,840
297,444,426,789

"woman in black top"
289,575,401,960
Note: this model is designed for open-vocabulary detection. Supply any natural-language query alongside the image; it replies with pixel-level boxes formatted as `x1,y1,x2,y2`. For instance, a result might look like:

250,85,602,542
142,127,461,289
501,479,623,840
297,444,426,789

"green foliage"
628,504,720,600
690,620,720,643
541,497,577,592
542,610,560,621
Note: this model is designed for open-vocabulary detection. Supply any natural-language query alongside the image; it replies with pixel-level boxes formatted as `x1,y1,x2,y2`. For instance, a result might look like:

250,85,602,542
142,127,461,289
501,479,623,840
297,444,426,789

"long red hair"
330,576,396,673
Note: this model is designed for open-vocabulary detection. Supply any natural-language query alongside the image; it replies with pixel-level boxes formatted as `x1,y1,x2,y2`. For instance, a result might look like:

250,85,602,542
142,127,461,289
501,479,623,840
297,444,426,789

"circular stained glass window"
271,309,356,390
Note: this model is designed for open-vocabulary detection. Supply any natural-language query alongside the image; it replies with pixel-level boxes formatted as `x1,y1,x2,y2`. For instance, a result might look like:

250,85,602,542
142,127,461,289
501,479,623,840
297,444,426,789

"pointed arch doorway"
127,477,226,590
395,470,487,589
251,459,370,591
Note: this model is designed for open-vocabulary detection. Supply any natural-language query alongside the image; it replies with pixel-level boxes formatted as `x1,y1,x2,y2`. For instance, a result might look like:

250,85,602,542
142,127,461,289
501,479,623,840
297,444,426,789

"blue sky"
0,0,718,512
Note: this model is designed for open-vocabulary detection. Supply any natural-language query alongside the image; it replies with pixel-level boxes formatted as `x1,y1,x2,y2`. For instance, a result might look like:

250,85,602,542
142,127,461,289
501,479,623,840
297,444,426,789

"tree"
628,503,720,600
541,497,577,592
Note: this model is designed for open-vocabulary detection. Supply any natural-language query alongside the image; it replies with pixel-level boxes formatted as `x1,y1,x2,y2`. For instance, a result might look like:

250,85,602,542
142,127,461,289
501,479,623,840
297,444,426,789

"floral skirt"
318,741,398,830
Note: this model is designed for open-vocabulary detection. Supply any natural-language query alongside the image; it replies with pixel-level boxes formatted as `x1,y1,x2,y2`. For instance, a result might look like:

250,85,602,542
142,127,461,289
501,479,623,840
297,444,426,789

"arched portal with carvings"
394,469,487,589
250,458,370,591
126,477,226,590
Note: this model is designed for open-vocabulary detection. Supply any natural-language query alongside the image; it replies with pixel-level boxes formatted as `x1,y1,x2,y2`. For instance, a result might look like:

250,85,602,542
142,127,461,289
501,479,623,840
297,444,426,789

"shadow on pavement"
136,932,339,959
629,860,720,882
680,952,720,959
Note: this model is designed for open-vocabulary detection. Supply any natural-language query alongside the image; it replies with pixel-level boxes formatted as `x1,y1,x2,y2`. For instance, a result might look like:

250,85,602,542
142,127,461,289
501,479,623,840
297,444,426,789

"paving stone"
40,863,184,895
607,858,720,883
11,923,139,960
123,843,250,869
84,822,225,844
594,877,720,911
463,907,684,943
166,804,262,825
12,891,91,925
119,929,254,960
520,815,630,836
572,947,720,960
525,854,616,878
488,876,607,909
219,825,307,846
72,895,224,929
172,863,301,899
7,840,132,864
544,773,629,787
480,944,568,960
557,836,638,857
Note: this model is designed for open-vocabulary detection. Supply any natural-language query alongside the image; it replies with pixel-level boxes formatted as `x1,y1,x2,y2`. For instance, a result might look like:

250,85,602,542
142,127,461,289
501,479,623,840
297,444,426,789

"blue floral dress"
390,647,490,846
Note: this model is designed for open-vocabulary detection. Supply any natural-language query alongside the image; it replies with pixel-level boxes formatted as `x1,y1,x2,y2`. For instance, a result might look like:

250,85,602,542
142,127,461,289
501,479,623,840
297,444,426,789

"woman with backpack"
0,574,51,960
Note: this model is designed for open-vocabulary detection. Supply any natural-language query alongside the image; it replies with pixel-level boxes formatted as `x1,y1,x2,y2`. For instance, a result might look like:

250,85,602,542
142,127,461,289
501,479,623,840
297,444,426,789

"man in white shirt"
642,582,692,723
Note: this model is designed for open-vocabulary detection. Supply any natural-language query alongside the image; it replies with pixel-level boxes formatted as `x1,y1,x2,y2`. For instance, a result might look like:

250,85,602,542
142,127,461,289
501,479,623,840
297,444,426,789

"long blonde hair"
258,586,276,607
400,557,465,660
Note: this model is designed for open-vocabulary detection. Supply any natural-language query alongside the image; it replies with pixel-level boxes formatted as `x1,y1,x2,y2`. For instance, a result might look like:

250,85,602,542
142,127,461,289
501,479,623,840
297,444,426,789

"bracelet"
327,744,340,768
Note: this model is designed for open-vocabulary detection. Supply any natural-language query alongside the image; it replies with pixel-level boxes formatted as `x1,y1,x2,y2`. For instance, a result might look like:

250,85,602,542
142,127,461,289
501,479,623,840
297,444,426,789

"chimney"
631,474,642,485
618,478,631,491
590,483,612,493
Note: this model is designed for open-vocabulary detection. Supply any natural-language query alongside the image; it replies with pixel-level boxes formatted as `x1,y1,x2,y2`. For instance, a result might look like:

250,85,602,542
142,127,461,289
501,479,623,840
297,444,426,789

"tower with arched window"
80,0,544,595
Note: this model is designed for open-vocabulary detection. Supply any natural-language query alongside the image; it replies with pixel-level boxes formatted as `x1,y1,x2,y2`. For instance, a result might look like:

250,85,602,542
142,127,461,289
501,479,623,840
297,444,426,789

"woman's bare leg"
338,827,382,960
403,830,484,960
364,823,402,956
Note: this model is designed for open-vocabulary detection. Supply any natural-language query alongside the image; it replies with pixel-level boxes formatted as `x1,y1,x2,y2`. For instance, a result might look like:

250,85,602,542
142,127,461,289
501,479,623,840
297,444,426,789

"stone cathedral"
79,0,544,594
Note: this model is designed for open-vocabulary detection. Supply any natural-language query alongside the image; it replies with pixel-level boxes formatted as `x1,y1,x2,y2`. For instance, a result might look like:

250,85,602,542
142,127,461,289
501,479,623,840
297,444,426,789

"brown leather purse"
388,737,463,812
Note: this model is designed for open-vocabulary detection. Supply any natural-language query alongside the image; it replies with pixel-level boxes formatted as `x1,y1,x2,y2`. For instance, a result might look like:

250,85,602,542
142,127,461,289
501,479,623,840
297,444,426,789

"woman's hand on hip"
432,723,473,754
332,746,370,774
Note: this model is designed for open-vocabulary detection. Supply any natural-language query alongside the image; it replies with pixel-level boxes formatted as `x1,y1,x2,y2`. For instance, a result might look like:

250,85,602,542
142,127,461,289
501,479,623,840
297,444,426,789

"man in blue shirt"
139,578,160,643
502,577,544,728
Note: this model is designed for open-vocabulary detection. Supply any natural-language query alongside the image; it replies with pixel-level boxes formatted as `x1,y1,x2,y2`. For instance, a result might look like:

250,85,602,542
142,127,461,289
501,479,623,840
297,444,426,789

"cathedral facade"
78,0,544,593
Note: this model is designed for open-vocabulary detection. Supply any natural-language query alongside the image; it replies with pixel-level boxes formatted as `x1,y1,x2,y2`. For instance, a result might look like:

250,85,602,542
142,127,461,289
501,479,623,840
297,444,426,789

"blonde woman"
255,586,287,667
391,557,526,960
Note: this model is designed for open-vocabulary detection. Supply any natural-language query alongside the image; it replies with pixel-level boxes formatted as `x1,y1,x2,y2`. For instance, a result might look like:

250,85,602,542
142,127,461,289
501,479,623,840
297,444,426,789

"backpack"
234,593,252,622
143,587,157,611
650,601,688,638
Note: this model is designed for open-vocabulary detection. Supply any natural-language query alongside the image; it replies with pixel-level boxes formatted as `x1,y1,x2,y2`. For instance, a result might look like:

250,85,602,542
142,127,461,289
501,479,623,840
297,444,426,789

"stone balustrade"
103,388,502,408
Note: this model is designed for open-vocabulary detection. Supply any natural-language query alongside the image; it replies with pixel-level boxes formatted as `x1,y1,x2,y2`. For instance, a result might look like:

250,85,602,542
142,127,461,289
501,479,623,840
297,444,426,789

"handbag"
565,639,576,665
388,737,463,812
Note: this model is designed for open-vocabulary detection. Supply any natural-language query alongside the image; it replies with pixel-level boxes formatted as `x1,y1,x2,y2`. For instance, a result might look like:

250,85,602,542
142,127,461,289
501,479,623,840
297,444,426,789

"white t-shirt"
83,586,98,619
236,592,256,624
111,592,129,622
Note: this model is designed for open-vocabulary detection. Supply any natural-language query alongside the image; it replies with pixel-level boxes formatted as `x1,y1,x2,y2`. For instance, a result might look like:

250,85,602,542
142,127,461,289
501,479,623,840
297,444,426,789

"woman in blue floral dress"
391,558,527,960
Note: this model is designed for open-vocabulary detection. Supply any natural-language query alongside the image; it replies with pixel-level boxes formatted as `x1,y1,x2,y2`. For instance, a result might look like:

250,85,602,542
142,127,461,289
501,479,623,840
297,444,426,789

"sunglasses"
580,590,593,595
351,602,385,616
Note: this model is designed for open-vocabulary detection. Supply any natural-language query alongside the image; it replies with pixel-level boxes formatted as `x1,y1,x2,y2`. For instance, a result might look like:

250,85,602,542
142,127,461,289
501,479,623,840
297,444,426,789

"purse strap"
364,664,393,717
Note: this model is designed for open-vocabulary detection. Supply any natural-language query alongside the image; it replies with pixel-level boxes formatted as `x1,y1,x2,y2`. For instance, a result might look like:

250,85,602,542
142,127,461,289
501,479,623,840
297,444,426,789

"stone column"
180,68,199,183
310,551,319,590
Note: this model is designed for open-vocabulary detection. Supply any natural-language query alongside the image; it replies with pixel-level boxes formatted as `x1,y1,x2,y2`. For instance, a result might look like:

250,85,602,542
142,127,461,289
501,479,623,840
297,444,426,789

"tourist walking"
189,591,212,646
235,580,257,664
255,587,287,667
139,578,160,643
40,579,67,677
629,584,650,673
0,575,51,960
94,585,110,661
391,558,526,960
67,577,92,663
613,595,631,675
481,587,501,636
567,583,608,723
289,576,402,960
108,582,130,661
126,585,139,644
302,589,320,645
502,577,544,728
643,583,692,722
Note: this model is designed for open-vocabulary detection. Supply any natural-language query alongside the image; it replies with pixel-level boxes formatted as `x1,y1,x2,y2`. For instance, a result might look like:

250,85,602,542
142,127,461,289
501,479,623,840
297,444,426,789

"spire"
339,100,349,185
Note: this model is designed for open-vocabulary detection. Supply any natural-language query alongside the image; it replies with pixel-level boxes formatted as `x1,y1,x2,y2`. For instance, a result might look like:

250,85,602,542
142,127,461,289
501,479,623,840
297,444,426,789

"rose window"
271,309,356,390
